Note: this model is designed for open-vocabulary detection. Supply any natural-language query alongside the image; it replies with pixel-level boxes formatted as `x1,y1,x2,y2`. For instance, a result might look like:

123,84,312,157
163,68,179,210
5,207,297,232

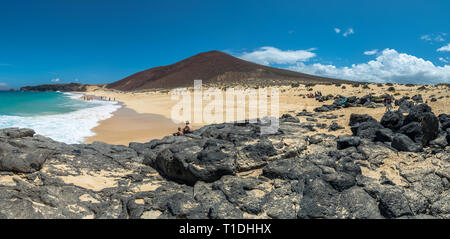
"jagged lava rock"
391,134,423,152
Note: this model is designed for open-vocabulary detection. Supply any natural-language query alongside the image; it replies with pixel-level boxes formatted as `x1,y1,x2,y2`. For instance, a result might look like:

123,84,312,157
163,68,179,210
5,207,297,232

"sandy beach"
85,107,179,145
85,83,450,145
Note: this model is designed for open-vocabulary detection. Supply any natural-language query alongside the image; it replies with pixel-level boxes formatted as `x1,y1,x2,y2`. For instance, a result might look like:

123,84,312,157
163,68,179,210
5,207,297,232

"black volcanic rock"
391,134,423,152
0,128,35,138
349,114,377,127
328,122,344,132
381,111,405,130
439,114,450,131
421,112,440,146
399,122,425,144
0,103,449,219
375,128,394,142
403,104,432,125
281,114,300,123
337,135,361,150
429,135,448,148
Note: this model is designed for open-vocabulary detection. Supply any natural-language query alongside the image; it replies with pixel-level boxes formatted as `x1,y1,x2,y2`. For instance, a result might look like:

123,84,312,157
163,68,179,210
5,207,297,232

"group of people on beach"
306,91,322,98
173,121,193,136
82,95,115,102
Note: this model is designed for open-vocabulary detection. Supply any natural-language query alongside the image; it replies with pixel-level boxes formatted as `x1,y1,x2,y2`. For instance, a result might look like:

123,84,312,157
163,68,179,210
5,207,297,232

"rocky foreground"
0,101,449,219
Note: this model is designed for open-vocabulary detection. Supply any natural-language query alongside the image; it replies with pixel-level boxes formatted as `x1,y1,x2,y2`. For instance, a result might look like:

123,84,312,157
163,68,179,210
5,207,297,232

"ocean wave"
0,95,121,144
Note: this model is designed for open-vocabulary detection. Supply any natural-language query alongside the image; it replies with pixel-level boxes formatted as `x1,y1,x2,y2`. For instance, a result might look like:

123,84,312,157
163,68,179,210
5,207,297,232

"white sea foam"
0,93,121,144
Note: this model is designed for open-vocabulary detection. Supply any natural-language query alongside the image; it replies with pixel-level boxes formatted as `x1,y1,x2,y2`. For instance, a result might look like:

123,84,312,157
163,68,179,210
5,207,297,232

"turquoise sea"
0,91,95,116
0,91,121,143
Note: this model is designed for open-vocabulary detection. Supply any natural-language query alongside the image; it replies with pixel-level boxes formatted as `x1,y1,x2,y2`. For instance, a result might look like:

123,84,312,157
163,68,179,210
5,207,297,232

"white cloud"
435,35,446,42
0,82,9,90
421,35,432,41
51,78,61,83
288,30,295,34
421,33,447,42
289,48,450,84
239,46,316,65
334,27,354,37
364,49,378,55
440,57,449,63
0,63,11,67
437,43,450,52
343,28,355,37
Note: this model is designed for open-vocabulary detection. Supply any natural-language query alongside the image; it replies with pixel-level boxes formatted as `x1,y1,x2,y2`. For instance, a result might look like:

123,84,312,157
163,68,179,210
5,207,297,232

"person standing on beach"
385,95,393,112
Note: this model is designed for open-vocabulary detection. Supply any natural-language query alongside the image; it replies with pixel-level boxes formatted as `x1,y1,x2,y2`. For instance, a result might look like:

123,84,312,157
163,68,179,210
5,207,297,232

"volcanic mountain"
107,50,348,91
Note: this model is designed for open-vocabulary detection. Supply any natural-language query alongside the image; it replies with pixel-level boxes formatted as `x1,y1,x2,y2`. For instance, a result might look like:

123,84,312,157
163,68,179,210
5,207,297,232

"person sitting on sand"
173,127,184,136
183,121,193,134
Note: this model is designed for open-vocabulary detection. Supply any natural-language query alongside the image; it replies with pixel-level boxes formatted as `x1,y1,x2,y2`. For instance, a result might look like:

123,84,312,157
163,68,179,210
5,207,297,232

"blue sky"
1,0,449,89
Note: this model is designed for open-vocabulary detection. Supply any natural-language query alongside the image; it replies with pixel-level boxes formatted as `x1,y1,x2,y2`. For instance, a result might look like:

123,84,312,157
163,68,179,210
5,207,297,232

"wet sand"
85,107,180,146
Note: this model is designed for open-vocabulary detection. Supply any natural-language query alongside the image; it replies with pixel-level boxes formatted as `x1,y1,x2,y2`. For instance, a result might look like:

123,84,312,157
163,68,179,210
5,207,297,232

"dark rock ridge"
20,83,88,92
314,94,386,112
0,105,449,218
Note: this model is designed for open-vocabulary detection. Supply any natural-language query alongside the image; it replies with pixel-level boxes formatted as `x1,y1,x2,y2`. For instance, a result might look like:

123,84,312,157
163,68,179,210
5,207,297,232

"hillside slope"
107,50,348,91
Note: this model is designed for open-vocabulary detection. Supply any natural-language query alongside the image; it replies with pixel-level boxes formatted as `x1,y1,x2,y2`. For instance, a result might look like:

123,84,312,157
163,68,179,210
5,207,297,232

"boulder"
403,104,432,125
380,111,405,130
439,114,450,131
314,106,331,112
149,139,236,185
0,150,50,173
351,121,384,141
411,95,423,103
297,178,339,218
398,100,415,114
337,135,361,150
263,157,322,181
328,122,344,132
375,128,394,142
398,122,424,144
0,128,35,139
358,95,373,105
296,110,315,117
378,187,413,218
323,172,356,191
421,112,440,146
391,134,423,152
281,114,300,123
338,187,383,219
349,114,377,126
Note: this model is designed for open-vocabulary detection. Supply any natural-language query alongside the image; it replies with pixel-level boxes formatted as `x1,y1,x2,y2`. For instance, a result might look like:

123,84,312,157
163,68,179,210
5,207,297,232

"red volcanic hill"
106,50,349,91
